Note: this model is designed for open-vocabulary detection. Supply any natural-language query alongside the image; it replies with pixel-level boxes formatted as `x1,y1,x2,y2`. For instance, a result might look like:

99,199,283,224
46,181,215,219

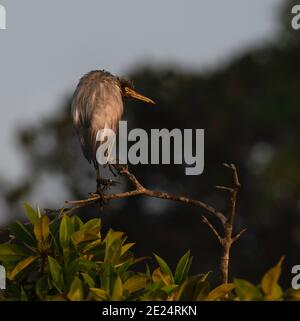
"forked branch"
66,164,227,225
203,163,246,284
66,163,246,284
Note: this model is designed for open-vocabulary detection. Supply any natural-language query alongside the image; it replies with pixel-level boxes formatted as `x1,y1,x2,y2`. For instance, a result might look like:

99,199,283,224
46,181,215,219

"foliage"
0,204,299,301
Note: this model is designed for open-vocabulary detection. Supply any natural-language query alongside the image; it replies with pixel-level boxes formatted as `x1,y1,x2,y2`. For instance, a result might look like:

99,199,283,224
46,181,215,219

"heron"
71,70,155,192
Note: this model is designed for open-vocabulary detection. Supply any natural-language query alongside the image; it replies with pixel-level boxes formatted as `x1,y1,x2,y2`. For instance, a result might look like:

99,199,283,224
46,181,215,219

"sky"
0,0,282,184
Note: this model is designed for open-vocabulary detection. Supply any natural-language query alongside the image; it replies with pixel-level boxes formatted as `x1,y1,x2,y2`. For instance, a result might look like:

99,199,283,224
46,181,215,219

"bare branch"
223,163,241,188
66,165,227,224
202,216,223,244
232,228,247,243
66,163,247,285
215,185,234,193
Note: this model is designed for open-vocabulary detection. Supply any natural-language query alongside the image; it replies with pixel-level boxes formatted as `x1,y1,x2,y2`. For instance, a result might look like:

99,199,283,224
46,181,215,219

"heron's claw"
96,178,119,191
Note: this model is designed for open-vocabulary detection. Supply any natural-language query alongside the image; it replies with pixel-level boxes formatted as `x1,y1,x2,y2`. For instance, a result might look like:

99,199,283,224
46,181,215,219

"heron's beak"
124,87,156,105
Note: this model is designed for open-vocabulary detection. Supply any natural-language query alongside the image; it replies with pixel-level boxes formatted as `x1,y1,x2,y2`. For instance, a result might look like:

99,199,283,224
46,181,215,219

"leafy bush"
0,204,299,301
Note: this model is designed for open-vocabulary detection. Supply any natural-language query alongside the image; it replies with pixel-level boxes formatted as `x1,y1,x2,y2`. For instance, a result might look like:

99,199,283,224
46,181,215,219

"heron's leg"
93,161,119,194
108,163,118,177
107,156,122,177
93,161,103,194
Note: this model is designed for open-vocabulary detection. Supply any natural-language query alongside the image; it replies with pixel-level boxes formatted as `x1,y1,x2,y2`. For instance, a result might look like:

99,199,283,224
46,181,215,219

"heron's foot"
96,178,119,192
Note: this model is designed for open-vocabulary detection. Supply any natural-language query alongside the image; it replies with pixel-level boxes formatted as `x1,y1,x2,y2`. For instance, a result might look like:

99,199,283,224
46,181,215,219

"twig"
212,163,244,284
202,216,223,244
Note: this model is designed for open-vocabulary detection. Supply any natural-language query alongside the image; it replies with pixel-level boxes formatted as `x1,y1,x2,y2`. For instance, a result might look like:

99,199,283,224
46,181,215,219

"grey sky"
0,0,281,184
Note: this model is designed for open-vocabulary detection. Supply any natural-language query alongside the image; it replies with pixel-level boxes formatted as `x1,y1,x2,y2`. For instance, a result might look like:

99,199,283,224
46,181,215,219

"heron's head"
119,78,155,105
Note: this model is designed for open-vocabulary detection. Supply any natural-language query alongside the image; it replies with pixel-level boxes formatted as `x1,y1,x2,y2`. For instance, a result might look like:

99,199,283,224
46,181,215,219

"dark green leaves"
67,277,84,301
153,253,174,284
59,214,74,249
234,279,262,301
10,221,35,246
0,244,28,263
48,256,65,292
7,256,37,280
261,256,285,300
205,283,235,301
0,203,295,302
174,250,192,284
24,203,40,225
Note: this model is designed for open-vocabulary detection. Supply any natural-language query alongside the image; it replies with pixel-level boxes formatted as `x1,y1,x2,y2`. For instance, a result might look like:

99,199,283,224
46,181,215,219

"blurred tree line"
1,1,300,286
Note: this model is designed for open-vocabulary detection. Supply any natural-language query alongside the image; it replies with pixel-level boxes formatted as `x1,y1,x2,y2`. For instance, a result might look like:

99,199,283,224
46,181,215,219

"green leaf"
111,275,123,301
195,281,211,301
198,271,212,282
90,288,109,301
33,215,50,243
152,267,172,286
48,256,65,292
71,216,84,231
205,283,235,301
36,275,50,298
101,263,113,293
234,278,262,301
20,287,28,301
41,216,50,241
24,203,39,225
182,257,193,281
45,294,67,301
0,244,28,262
104,230,124,256
123,274,148,294
71,230,86,244
261,256,285,300
105,239,122,266
82,239,102,254
117,259,133,277
284,288,300,301
153,253,174,284
67,277,84,301
82,219,101,235
174,250,190,284
81,273,96,288
78,258,99,272
162,284,178,295
65,259,79,288
8,256,37,280
121,243,135,256
70,218,100,246
175,275,210,301
146,264,151,278
10,221,35,246
59,214,74,249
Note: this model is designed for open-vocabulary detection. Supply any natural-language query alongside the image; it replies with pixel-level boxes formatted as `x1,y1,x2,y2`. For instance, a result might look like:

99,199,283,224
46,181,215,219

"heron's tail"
79,128,98,163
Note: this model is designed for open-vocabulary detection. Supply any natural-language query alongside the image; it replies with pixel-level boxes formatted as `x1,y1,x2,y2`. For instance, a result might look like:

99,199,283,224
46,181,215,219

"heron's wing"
72,78,123,163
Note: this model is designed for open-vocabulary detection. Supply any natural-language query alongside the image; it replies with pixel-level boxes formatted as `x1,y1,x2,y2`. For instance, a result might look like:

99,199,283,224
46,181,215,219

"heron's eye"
120,78,134,92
